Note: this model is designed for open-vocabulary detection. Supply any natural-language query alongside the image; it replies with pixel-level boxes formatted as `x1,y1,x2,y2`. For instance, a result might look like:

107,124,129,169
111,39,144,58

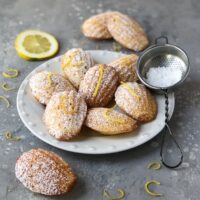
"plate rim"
16,50,175,154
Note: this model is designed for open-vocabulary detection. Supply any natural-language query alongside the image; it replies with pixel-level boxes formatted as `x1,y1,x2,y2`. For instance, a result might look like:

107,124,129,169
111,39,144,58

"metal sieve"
136,36,190,169
137,36,189,90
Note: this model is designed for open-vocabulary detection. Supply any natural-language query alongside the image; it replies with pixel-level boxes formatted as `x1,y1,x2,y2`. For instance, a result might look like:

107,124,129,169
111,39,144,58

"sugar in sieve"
136,36,190,168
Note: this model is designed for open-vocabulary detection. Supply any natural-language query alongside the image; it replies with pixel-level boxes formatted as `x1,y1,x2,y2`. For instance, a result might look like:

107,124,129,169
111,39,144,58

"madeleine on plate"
61,48,95,88
115,82,157,122
43,90,87,140
109,54,139,82
29,70,75,105
85,107,138,135
79,64,119,107
15,149,77,195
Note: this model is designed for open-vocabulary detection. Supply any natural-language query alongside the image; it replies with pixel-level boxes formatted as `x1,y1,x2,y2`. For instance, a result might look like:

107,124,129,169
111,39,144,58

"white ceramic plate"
17,50,175,154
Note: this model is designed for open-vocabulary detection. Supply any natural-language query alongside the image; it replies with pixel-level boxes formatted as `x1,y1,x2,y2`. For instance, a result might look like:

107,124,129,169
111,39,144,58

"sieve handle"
155,36,169,44
160,90,183,169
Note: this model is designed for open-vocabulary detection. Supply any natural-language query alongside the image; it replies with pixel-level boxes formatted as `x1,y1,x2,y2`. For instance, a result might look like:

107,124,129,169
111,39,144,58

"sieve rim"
136,43,190,90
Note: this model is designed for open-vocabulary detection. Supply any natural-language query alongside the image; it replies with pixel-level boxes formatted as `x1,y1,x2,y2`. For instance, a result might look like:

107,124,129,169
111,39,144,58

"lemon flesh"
15,30,59,60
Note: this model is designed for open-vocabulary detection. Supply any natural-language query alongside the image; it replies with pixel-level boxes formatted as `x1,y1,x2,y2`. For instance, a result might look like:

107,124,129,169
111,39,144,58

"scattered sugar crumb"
1,164,8,169
183,147,189,152
167,149,173,153
171,171,178,176
189,152,196,160
29,142,35,146
182,162,190,168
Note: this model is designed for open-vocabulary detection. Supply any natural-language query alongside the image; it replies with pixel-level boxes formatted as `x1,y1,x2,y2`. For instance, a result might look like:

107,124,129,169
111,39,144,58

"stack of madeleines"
81,11,149,51
29,48,157,140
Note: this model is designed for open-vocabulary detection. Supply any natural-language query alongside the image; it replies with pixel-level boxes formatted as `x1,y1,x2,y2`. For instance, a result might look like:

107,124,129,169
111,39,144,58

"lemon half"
15,30,59,61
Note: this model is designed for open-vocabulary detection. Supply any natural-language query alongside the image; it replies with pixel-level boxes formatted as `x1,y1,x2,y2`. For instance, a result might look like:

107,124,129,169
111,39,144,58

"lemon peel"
93,64,104,97
4,132,21,141
103,105,126,124
0,83,15,91
147,162,161,170
144,180,163,197
2,68,19,78
121,82,140,100
0,96,10,108
103,188,125,200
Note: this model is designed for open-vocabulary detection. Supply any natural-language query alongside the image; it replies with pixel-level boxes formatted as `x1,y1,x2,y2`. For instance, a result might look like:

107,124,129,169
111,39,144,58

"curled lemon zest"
144,180,163,197
59,95,77,115
44,72,53,89
0,96,10,108
103,188,125,200
4,132,21,141
121,82,140,101
62,49,84,68
2,68,19,78
0,83,15,91
93,64,104,97
103,106,126,124
147,162,161,170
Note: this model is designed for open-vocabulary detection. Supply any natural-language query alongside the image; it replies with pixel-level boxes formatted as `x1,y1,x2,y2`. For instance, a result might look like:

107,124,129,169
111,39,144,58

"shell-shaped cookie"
109,54,139,82
82,12,112,39
61,48,95,88
15,148,76,195
115,82,157,122
107,12,149,51
43,90,87,140
85,107,138,135
79,64,119,107
29,71,75,105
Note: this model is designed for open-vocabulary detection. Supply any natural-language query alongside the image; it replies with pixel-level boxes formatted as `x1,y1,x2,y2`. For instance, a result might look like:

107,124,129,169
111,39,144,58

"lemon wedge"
15,30,59,60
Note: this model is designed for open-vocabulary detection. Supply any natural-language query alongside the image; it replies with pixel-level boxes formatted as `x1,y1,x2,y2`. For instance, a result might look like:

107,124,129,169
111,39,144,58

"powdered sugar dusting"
29,71,75,105
115,82,157,122
15,149,76,195
107,11,148,51
43,90,87,140
82,12,113,39
79,64,119,107
109,54,139,82
61,48,95,88
85,107,138,134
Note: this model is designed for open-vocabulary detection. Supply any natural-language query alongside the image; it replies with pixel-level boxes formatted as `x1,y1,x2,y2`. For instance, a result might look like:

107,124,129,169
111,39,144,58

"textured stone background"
0,0,199,199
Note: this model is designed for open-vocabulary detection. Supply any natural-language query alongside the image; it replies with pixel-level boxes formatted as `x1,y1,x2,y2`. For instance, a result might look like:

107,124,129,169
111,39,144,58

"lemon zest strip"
59,95,77,115
62,49,84,68
2,68,19,78
44,72,53,89
103,188,125,200
4,132,21,141
144,180,163,197
121,82,140,100
147,162,161,170
0,83,15,91
93,64,104,97
0,96,10,108
103,106,126,124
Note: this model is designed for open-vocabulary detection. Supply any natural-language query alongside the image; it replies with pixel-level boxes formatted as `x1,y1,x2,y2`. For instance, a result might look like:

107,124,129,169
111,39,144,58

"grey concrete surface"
0,0,199,199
